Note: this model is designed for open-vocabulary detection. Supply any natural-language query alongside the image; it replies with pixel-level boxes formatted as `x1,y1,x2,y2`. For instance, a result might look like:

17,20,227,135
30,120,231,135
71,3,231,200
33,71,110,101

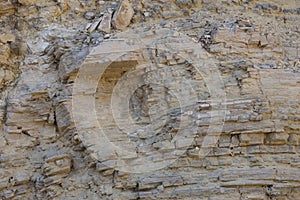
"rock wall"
0,0,300,199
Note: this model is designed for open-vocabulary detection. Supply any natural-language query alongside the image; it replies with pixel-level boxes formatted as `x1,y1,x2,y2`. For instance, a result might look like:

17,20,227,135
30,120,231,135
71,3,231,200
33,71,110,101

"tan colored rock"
0,0,300,199
112,0,134,30
18,0,37,6
0,34,15,44
0,44,11,64
214,28,250,44
0,70,5,86
258,35,269,47
0,1,14,15
266,132,289,144
43,154,71,177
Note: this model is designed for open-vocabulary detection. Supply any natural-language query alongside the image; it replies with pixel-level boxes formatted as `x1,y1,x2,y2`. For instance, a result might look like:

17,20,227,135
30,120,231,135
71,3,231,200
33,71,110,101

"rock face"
0,0,300,199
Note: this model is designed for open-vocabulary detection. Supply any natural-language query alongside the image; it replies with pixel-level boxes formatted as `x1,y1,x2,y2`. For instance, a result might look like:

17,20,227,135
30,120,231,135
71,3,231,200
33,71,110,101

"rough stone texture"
112,0,134,30
0,0,299,199
98,11,112,33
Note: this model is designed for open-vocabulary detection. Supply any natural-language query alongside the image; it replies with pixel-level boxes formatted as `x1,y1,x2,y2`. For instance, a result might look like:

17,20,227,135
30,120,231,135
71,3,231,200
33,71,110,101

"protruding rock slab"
43,154,71,177
88,17,102,33
98,12,112,33
112,0,134,30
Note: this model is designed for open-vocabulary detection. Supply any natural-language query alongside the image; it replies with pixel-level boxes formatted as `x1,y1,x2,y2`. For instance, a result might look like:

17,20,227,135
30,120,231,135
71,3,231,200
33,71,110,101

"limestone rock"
0,44,11,65
98,12,112,33
0,0,299,199
0,34,15,44
112,0,134,30
18,0,37,6
88,17,102,33
43,154,71,177
84,11,95,20
0,1,14,15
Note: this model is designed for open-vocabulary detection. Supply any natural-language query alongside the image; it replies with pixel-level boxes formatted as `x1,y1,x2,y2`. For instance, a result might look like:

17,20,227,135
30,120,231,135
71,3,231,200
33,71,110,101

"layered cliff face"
0,0,300,199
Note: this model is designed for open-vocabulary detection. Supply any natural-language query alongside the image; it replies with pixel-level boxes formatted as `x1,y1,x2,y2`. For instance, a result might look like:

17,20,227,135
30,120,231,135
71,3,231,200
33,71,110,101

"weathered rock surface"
98,11,112,33
112,0,134,30
0,0,299,199
0,34,15,44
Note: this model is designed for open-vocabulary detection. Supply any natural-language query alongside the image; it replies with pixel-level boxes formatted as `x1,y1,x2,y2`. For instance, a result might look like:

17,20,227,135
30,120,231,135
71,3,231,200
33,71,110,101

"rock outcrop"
0,0,299,199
